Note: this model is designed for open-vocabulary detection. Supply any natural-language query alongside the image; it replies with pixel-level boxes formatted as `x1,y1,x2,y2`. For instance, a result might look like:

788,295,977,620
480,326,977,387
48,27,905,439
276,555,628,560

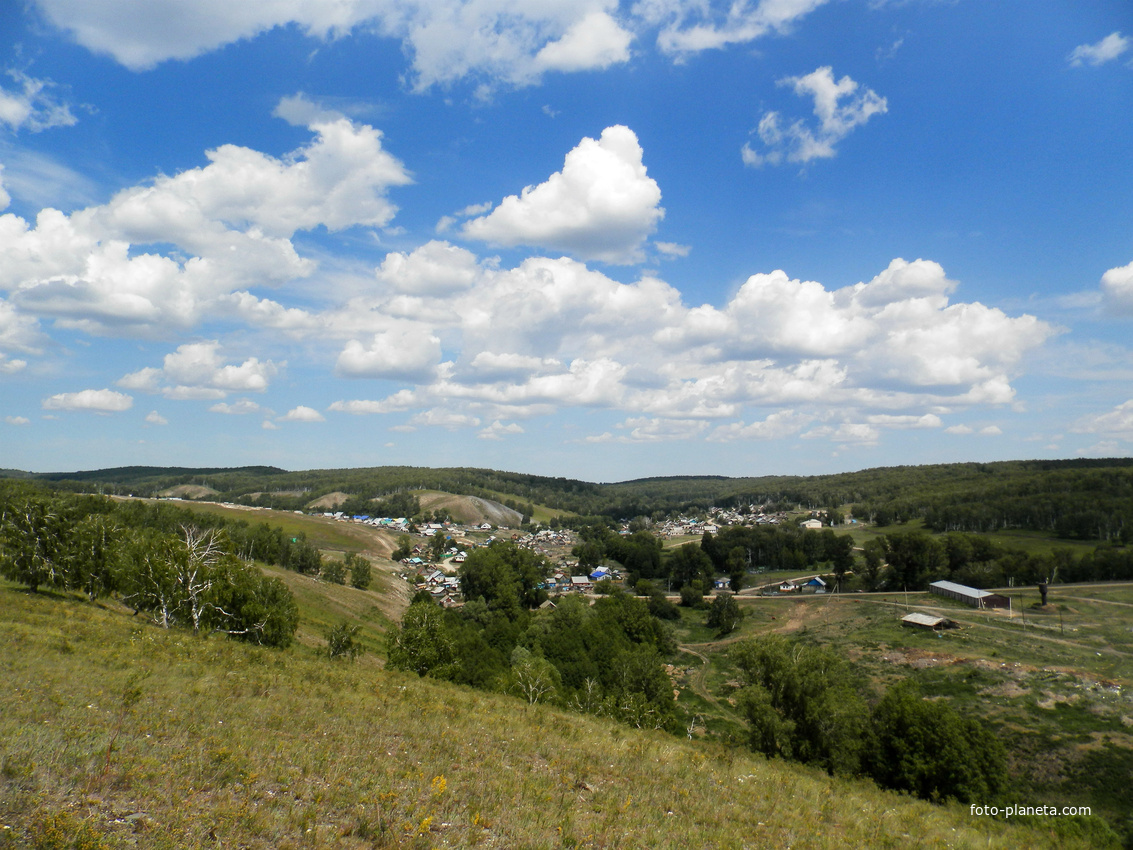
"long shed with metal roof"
928,580,1010,609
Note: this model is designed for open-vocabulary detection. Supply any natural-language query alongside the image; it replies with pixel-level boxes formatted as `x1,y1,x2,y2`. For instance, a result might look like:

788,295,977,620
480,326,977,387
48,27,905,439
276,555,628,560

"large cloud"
0,109,408,337
332,240,1054,441
2,102,1060,448
34,0,829,87
461,126,663,264
34,0,634,89
336,324,443,381
94,117,411,241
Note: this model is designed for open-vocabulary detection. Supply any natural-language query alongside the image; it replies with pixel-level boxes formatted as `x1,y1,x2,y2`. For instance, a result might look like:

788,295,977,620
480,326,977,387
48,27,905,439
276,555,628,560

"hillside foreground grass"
0,581,1107,850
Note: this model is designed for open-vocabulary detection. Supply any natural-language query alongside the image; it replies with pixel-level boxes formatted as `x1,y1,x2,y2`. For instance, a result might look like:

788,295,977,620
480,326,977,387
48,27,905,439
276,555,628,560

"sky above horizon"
1,1,1131,482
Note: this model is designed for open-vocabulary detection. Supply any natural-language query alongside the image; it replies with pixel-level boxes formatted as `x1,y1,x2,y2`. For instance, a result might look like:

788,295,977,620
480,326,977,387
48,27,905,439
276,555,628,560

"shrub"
321,559,347,585
326,622,362,660
680,584,704,608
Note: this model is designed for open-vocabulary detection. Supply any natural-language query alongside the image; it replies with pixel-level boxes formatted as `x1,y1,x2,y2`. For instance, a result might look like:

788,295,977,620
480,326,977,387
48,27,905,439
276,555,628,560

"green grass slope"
0,582,1101,849
667,586,1133,842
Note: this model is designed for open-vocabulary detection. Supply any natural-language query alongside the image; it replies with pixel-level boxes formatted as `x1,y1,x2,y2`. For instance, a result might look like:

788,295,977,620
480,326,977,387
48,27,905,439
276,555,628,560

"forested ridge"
11,457,1133,543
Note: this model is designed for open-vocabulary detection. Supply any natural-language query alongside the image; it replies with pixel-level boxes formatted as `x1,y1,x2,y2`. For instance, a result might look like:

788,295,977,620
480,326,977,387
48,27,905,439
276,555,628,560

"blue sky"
1,1,1131,482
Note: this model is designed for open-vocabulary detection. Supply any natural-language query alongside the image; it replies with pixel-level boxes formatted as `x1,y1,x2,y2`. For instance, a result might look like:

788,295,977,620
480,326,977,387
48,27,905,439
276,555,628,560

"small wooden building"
901,612,958,631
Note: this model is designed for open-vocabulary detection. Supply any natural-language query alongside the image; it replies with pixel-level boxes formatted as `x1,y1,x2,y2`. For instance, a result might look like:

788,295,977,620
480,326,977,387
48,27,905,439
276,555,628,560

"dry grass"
0,581,1100,849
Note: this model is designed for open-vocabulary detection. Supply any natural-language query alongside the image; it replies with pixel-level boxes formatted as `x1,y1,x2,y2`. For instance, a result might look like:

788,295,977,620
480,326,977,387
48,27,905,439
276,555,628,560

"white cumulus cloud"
209,399,265,415
1100,260,1133,314
119,341,280,398
0,110,408,337
477,420,525,440
35,0,635,90
326,239,1053,446
42,388,133,412
644,0,830,55
280,405,325,422
534,11,632,73
336,325,442,381
462,125,663,264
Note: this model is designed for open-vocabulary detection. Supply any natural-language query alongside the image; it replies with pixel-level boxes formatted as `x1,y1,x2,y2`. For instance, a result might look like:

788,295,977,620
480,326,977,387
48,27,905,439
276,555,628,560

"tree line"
732,635,1008,805
0,482,302,646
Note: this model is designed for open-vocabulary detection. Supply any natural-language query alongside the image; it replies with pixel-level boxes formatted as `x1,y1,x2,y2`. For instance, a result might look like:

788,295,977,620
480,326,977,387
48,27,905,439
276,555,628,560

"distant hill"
15,465,287,485
13,458,1133,542
416,490,523,526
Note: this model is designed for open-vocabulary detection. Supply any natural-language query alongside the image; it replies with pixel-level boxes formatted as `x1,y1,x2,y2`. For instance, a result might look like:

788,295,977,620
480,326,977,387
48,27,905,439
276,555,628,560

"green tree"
884,531,946,589
867,681,1008,803
828,533,855,591
347,553,372,590
861,539,885,590
210,564,299,648
458,541,548,616
573,539,605,571
0,499,68,592
732,635,870,776
706,593,743,635
387,600,458,679
726,546,747,592
667,542,712,590
501,646,561,704
679,584,704,608
647,591,680,620
65,513,122,600
430,528,448,561
321,558,347,585
391,535,413,562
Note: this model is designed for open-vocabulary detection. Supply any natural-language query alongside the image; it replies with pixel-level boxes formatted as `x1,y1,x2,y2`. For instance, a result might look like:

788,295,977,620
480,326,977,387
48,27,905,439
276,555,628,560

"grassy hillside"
668,585,1133,842
0,582,1103,849
126,499,401,557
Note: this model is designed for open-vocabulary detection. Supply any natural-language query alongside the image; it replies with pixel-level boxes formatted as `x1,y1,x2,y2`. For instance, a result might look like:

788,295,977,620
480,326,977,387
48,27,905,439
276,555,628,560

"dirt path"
676,644,719,709
677,631,754,709
1058,596,1133,608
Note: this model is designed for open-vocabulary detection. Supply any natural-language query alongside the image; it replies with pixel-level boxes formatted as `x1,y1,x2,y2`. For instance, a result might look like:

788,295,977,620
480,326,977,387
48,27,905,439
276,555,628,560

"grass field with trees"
2,464,1131,846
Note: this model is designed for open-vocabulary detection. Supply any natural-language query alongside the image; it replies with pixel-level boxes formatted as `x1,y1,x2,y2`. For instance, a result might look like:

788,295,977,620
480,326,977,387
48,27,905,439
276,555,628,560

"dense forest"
12,458,1133,543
